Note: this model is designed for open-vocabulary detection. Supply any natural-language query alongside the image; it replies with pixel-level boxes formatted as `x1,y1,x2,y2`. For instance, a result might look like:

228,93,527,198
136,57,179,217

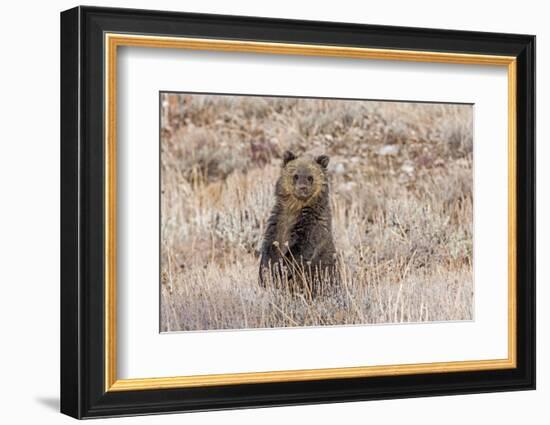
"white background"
0,1,545,424
118,48,509,378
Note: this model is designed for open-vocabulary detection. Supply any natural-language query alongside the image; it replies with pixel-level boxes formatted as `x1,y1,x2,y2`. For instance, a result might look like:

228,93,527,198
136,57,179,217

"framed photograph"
60,6,535,419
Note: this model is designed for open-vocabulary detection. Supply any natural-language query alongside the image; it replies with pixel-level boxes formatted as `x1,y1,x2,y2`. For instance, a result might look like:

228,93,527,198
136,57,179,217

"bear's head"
279,151,330,203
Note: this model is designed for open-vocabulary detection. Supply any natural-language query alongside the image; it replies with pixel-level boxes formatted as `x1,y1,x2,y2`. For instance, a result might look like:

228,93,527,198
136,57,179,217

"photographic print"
160,93,474,332
61,9,535,417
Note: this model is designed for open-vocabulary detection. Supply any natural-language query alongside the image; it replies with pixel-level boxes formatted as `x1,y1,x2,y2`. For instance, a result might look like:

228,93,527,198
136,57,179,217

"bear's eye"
307,176,313,183
293,174,298,182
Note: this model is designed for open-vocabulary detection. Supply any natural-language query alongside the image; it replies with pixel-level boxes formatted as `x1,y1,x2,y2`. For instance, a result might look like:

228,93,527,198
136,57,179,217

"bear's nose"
296,176,310,186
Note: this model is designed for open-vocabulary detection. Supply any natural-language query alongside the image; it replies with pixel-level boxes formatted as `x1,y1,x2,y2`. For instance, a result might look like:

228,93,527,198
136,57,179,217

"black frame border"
61,6,535,419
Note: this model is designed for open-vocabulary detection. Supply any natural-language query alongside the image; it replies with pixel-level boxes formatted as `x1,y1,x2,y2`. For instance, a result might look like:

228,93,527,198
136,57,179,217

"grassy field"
160,94,473,332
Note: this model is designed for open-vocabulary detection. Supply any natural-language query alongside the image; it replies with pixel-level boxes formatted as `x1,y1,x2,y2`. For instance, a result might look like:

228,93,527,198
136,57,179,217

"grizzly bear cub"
259,151,338,296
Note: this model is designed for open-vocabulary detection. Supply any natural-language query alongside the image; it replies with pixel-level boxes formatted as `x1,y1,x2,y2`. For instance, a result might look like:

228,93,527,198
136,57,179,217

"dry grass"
160,93,473,332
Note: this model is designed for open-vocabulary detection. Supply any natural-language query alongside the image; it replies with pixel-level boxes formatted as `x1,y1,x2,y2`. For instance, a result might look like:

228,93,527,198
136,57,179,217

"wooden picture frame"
60,5,535,419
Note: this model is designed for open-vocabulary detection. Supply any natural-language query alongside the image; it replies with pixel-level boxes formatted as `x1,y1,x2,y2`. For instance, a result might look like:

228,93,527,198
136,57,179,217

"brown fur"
259,151,337,295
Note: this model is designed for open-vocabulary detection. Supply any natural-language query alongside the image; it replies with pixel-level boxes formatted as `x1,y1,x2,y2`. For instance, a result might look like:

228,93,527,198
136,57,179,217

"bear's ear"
316,155,330,169
282,150,297,166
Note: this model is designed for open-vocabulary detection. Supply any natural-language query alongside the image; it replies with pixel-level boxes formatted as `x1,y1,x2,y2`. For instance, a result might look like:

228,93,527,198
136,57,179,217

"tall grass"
160,94,473,332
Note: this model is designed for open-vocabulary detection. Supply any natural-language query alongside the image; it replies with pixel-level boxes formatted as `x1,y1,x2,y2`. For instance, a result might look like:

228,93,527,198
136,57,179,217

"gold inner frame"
104,33,517,392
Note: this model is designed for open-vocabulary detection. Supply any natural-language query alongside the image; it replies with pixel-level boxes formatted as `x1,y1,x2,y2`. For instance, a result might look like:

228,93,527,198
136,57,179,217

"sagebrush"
160,94,473,331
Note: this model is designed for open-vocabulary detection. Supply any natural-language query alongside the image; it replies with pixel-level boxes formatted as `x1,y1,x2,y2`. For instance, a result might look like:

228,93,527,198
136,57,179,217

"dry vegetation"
160,93,473,332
